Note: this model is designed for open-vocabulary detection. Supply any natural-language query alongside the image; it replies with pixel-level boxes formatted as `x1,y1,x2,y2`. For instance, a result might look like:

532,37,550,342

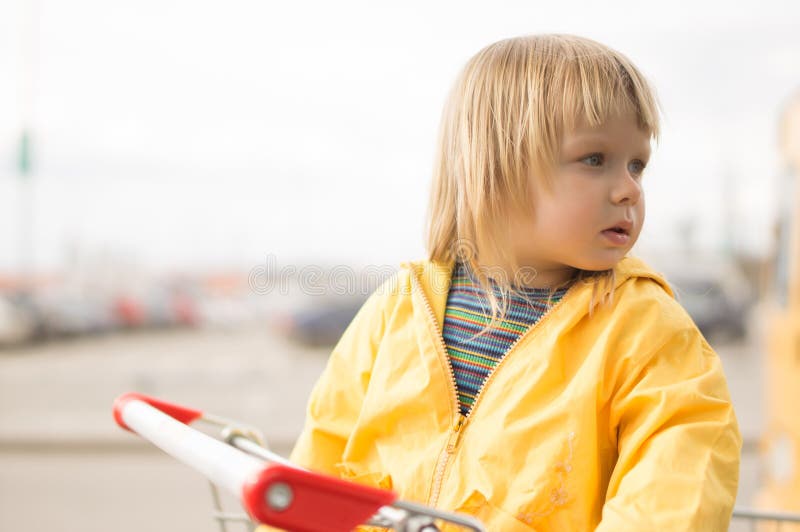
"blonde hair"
426,34,660,322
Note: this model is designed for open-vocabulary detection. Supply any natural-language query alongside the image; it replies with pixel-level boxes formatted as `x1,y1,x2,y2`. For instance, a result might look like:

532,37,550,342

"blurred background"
1,1,800,530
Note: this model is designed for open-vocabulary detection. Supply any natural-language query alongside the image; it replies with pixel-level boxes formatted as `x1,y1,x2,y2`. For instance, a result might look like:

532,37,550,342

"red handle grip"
113,392,204,431
243,464,397,531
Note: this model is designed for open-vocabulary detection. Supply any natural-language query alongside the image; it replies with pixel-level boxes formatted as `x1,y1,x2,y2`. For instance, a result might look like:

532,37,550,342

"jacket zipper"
411,266,576,508
408,269,462,507
428,413,467,507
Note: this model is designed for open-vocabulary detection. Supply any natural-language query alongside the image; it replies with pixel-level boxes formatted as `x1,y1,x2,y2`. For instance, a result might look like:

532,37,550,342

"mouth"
601,221,633,245
603,220,633,235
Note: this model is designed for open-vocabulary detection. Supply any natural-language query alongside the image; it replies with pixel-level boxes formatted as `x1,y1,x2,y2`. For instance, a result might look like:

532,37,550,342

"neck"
469,258,577,290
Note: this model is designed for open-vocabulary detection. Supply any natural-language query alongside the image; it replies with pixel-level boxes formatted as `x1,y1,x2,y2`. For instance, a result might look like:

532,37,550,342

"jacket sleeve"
288,281,391,475
596,327,742,531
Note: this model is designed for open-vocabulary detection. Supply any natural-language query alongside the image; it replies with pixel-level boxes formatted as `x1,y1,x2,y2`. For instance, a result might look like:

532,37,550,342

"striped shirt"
442,262,569,416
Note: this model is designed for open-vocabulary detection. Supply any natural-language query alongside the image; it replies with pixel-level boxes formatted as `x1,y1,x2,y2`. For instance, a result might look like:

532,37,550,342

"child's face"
508,109,651,286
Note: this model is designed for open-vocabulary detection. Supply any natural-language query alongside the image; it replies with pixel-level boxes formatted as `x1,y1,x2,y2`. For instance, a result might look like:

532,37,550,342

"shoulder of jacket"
601,275,714,386
617,278,697,332
613,256,673,296
556,260,700,374
359,261,418,306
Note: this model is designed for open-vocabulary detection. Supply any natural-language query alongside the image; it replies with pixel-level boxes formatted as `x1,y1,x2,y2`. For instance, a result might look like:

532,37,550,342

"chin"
573,254,628,272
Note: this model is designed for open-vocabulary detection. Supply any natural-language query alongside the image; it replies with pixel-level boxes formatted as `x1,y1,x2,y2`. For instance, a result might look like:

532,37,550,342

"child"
290,34,741,531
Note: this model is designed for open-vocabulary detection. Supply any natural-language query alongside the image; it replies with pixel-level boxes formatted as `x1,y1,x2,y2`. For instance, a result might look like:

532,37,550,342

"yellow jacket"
289,257,741,531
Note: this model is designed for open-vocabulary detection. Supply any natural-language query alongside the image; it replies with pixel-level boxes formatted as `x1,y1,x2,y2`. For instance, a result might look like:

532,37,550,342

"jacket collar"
405,255,673,326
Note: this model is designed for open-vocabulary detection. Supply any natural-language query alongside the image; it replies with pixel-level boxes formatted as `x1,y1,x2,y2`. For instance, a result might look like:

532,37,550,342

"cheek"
534,205,585,239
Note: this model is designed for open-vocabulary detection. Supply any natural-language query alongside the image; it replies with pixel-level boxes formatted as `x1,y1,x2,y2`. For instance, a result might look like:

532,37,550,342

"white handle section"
121,399,264,496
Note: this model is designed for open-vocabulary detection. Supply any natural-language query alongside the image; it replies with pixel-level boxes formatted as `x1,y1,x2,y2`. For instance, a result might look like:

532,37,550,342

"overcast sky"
1,0,799,273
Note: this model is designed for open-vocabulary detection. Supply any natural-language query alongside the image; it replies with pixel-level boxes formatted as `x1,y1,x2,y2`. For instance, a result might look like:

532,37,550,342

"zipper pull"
447,414,467,452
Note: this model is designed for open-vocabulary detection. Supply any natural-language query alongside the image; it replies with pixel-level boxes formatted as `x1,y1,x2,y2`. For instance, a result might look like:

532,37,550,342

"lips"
601,220,633,246
604,220,633,235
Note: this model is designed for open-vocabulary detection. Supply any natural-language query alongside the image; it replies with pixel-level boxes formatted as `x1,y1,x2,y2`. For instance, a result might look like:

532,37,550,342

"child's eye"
581,153,604,167
628,159,647,177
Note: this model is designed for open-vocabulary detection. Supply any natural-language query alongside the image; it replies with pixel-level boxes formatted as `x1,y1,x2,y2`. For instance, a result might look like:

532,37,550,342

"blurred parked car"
36,291,118,338
196,296,253,329
143,288,199,328
113,294,147,329
273,297,364,347
655,254,754,342
0,294,37,347
114,286,199,329
669,277,749,340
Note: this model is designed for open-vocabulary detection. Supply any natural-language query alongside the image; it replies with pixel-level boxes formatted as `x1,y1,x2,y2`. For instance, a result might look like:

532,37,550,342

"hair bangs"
549,39,661,141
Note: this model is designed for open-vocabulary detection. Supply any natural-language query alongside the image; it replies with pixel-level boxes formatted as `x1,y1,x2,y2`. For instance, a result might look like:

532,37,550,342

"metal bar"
393,499,486,532
211,511,253,524
208,481,229,532
732,507,800,522
227,434,295,468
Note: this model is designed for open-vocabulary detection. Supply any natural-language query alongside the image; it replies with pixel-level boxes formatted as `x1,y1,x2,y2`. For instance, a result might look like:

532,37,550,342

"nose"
610,169,642,205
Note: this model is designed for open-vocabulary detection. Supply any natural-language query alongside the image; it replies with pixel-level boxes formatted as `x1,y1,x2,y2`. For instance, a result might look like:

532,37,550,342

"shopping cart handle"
113,393,399,531
243,464,397,532
113,392,203,431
